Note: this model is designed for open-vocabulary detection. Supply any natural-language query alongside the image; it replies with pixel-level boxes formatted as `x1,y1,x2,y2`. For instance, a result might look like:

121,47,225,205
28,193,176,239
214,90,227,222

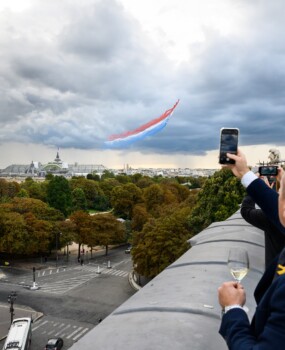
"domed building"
0,150,106,180
40,151,69,175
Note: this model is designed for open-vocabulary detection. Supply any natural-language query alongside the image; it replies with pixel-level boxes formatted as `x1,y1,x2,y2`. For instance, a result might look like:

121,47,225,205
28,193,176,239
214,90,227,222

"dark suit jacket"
219,179,285,349
246,178,285,235
219,255,285,349
240,195,285,267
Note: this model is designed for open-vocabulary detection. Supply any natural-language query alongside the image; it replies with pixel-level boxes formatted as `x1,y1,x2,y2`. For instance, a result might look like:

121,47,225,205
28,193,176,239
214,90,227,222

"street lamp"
8,291,17,324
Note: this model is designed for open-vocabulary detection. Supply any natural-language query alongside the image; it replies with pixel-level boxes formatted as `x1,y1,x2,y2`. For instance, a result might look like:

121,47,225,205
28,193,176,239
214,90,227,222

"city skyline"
1,1,285,169
1,143,282,171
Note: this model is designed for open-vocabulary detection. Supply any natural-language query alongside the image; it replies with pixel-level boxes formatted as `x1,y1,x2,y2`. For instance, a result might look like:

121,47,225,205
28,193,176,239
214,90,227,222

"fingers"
219,281,238,288
226,153,238,160
261,176,274,189
277,167,284,182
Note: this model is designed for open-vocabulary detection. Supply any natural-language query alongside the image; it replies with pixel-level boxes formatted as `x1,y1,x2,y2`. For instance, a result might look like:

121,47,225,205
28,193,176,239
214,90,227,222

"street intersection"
0,246,136,349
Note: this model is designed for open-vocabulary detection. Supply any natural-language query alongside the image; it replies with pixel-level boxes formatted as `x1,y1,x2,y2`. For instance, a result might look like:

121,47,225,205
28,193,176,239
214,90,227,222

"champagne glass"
228,248,249,283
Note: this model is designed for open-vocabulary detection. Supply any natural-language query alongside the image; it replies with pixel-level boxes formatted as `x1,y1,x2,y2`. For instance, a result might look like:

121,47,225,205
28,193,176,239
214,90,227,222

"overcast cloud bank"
1,0,285,167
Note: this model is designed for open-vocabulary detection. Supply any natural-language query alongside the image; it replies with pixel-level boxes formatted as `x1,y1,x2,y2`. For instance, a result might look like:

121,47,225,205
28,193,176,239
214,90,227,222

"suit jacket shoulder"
240,195,272,231
247,178,285,234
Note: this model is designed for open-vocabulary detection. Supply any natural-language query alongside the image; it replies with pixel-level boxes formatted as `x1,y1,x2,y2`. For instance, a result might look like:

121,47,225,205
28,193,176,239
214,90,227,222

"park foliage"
0,169,245,277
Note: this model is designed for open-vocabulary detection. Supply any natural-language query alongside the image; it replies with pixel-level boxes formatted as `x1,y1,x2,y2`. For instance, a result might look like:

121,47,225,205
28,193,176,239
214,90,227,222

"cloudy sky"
1,0,285,169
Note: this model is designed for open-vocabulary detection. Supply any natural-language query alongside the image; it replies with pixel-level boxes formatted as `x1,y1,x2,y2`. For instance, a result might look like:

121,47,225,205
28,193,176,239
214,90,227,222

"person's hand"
261,176,275,189
218,281,246,308
280,173,285,199
277,167,284,183
223,149,251,179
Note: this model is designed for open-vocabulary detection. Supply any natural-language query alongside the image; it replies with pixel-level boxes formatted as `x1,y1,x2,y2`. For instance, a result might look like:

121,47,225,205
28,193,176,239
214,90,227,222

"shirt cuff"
241,171,258,188
224,305,244,313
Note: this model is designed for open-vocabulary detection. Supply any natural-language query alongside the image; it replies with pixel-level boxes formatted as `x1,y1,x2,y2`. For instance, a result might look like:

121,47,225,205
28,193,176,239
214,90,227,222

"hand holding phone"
219,128,239,164
258,166,278,176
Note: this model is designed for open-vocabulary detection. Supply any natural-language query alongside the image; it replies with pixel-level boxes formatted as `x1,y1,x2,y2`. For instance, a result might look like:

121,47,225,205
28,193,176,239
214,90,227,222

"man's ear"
279,174,285,227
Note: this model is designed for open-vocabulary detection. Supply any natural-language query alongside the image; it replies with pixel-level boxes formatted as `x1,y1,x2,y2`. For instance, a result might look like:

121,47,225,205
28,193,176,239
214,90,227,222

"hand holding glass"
228,248,249,282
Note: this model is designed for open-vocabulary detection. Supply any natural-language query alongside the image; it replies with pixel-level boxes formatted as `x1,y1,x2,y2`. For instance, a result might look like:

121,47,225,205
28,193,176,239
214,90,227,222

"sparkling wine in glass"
228,248,249,283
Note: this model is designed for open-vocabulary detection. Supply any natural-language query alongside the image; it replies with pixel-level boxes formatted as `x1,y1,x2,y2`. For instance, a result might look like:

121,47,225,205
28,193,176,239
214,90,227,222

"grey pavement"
0,244,140,342
0,271,140,341
0,302,43,341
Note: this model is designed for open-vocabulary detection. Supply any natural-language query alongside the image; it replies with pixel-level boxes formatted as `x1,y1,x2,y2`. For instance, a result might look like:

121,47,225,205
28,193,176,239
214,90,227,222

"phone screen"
219,128,239,164
259,166,278,176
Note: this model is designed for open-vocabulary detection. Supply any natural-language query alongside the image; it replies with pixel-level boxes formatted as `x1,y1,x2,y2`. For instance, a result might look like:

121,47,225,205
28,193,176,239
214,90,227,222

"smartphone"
258,166,278,176
219,128,239,164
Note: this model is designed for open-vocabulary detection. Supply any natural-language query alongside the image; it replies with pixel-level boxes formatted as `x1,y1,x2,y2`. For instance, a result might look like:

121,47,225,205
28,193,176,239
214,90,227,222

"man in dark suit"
241,194,285,267
218,149,285,349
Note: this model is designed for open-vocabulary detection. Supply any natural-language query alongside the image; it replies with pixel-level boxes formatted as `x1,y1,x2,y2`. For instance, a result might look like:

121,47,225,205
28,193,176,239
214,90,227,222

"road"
0,246,136,349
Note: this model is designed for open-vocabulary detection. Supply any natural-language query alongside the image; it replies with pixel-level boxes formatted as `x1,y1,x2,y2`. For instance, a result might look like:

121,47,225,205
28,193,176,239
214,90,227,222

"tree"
92,213,125,255
93,194,110,211
99,178,121,198
0,210,28,254
101,170,115,180
56,219,77,255
69,177,104,209
47,176,72,217
131,204,150,232
132,206,192,278
71,188,87,212
111,183,142,219
0,179,20,202
135,177,154,189
20,178,47,201
188,169,245,234
87,173,101,181
24,212,53,254
162,182,190,203
4,197,64,221
116,174,131,184
69,211,93,259
0,198,61,255
17,189,29,198
142,184,174,216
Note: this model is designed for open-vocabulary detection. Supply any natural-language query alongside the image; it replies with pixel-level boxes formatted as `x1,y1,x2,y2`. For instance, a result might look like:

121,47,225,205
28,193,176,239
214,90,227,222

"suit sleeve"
246,178,285,234
240,196,271,231
219,276,285,350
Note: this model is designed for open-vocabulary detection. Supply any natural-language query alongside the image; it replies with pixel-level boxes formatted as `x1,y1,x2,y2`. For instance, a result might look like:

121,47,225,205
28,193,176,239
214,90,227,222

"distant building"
0,151,106,179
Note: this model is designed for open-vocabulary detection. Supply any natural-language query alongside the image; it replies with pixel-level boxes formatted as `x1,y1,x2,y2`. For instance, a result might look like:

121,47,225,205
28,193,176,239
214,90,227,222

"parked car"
45,337,64,350
125,245,132,254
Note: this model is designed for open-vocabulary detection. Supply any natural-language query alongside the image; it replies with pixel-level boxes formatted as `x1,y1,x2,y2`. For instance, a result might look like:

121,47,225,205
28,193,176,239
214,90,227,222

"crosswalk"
1,264,129,295
32,264,129,279
36,267,67,277
37,265,129,294
39,273,98,294
76,264,129,278
32,319,90,342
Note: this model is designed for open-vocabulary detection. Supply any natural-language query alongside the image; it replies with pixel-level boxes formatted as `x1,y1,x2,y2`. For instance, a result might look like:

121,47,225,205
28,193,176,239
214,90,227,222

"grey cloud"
60,0,138,61
1,0,285,156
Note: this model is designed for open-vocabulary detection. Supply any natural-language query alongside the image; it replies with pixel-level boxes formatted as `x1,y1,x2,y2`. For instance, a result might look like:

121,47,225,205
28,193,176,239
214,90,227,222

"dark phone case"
219,128,238,164
219,154,236,164
259,167,278,176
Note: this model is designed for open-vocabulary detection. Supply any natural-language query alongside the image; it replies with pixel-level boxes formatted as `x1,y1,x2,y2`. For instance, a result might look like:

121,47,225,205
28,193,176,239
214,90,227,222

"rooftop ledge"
69,210,265,350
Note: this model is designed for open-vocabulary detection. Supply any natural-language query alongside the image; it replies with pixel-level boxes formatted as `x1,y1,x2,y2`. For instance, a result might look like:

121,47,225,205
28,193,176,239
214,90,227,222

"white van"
3,317,32,350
